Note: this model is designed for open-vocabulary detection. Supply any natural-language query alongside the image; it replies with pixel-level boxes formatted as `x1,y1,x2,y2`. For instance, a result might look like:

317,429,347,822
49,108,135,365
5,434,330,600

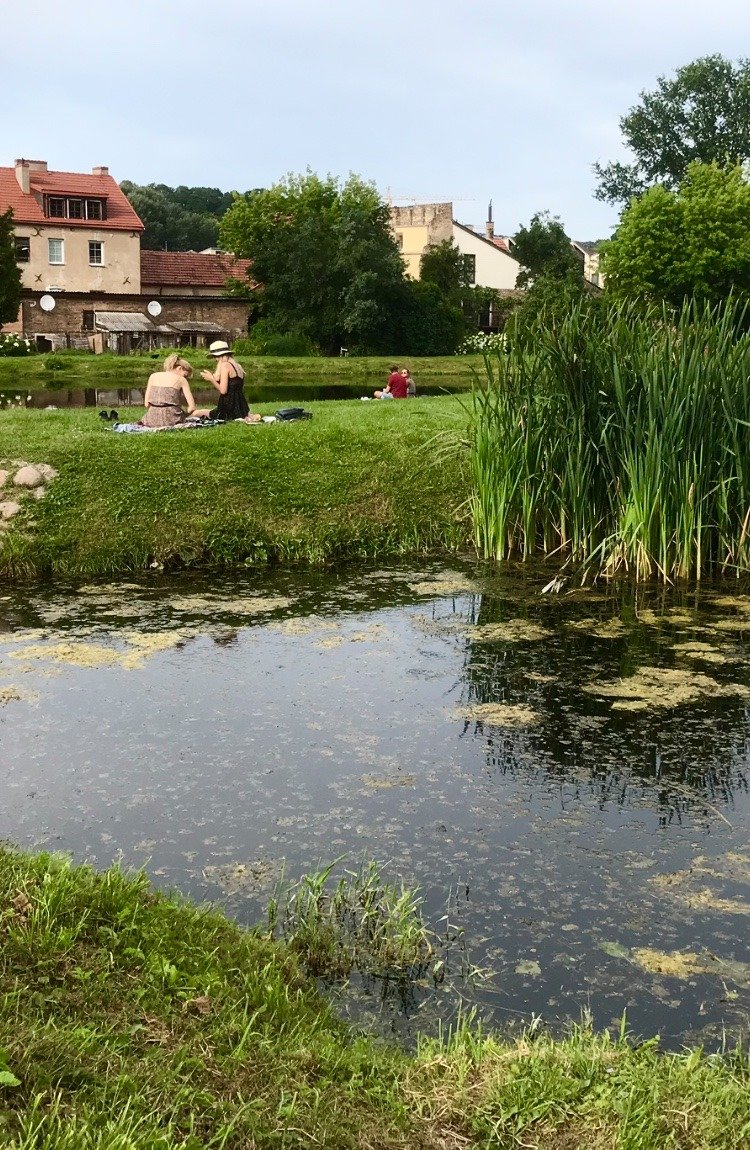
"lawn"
0,396,473,579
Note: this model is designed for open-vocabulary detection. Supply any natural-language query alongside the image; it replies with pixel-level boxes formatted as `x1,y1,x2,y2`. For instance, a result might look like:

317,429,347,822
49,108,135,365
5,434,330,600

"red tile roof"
140,250,254,288
0,164,144,231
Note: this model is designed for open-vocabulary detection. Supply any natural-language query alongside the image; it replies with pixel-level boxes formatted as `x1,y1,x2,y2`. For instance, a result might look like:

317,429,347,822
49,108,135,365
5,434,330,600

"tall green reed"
470,298,750,580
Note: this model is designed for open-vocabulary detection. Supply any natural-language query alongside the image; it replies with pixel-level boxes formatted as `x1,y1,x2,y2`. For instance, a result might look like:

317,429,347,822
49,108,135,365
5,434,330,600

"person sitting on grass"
199,341,260,422
374,364,408,400
140,355,209,428
402,367,416,396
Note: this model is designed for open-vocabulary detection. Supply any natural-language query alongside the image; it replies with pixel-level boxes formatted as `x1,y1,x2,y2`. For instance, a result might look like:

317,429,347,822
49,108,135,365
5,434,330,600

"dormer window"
43,195,107,221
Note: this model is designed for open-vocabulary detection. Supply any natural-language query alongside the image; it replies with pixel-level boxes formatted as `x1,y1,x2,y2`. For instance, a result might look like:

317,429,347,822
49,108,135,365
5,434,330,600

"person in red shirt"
374,365,408,399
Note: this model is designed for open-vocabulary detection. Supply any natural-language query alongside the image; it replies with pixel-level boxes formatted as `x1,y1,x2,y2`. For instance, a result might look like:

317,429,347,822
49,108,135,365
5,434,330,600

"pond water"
2,561,750,1048
0,382,464,410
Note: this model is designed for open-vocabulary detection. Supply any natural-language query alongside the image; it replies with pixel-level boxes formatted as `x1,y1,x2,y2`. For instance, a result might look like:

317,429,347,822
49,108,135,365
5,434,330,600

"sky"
3,0,749,241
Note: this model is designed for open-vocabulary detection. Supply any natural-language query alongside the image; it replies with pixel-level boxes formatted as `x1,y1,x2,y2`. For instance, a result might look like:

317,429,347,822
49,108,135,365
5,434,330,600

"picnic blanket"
109,418,225,433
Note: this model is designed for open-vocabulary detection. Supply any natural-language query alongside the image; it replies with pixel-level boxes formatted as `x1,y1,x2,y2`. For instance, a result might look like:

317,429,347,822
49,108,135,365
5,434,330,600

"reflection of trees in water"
460,586,750,819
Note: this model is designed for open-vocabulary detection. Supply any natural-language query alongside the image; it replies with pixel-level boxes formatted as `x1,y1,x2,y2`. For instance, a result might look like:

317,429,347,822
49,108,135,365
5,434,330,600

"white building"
390,201,520,292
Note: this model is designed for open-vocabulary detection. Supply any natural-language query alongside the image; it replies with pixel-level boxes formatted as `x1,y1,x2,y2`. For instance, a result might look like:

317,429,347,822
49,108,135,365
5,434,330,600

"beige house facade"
390,201,520,291
1,159,252,347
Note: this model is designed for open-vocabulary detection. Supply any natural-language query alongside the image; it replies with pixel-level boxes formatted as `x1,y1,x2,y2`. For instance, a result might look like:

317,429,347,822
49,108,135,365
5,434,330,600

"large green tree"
511,212,581,289
594,55,750,205
220,171,406,354
602,162,750,306
120,182,233,250
0,209,22,325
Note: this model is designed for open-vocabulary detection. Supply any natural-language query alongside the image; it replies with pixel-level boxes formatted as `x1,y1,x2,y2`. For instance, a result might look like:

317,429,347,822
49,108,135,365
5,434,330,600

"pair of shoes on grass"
98,410,119,421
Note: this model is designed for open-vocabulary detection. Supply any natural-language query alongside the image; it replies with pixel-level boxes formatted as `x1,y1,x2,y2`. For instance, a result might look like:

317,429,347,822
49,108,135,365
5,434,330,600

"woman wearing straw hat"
200,341,258,421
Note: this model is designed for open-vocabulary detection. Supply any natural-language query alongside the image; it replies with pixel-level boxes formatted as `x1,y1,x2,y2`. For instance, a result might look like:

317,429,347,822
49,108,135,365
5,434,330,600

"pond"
0,383,466,410
2,561,750,1048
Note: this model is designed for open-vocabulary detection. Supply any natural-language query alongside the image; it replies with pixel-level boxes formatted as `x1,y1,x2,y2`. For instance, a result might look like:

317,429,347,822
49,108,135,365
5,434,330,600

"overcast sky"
3,0,749,240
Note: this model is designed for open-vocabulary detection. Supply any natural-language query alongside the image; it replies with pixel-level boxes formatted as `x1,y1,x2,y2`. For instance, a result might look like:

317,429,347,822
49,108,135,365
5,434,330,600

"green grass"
0,397,471,579
0,353,481,393
1,847,748,1149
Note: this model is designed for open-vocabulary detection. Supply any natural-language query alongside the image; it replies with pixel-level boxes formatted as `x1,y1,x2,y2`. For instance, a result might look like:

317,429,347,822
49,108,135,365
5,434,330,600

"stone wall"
19,293,250,339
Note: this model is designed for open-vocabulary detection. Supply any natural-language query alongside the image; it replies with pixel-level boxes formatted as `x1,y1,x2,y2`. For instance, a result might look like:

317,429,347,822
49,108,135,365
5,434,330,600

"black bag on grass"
275,407,313,421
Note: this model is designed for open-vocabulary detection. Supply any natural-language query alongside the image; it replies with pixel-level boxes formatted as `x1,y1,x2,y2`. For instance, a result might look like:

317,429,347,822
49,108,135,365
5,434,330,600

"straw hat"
209,340,231,357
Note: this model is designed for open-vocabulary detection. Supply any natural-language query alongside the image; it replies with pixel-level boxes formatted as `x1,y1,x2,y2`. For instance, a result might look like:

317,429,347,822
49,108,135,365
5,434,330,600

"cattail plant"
470,297,750,581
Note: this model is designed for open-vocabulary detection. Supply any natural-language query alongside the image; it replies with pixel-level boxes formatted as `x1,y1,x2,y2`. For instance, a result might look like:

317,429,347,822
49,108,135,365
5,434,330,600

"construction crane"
384,188,479,206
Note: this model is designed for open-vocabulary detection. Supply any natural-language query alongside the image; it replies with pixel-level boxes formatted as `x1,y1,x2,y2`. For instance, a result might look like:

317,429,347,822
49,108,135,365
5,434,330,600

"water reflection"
0,382,463,410
1,562,750,1048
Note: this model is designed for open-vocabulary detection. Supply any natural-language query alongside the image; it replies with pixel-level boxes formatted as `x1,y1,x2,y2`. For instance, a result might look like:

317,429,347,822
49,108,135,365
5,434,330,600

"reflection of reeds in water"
458,584,750,815
471,299,750,581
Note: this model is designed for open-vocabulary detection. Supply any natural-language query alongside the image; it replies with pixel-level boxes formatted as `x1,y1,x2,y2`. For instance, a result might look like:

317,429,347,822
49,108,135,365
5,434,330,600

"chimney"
14,159,30,194
485,199,494,241
92,165,109,176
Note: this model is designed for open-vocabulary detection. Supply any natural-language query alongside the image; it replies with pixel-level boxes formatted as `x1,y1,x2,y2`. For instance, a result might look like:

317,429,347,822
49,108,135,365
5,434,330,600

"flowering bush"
0,334,33,357
457,332,508,355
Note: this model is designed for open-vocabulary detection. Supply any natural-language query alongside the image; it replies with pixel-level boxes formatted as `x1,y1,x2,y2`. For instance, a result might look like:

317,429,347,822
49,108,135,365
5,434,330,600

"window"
463,254,476,284
48,239,64,264
82,311,95,331
14,236,30,263
89,241,104,265
43,196,106,220
395,231,404,251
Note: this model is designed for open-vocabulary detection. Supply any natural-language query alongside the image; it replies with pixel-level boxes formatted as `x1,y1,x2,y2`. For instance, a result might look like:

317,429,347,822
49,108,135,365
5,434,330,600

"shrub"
0,334,33,358
458,332,508,354
236,322,321,357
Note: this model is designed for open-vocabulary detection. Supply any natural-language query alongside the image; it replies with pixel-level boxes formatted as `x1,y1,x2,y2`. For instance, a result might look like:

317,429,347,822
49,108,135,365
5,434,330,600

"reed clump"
266,860,434,980
470,298,750,581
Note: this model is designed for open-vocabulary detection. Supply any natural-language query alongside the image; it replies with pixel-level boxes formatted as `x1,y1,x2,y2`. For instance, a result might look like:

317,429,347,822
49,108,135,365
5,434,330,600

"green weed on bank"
0,847,749,1149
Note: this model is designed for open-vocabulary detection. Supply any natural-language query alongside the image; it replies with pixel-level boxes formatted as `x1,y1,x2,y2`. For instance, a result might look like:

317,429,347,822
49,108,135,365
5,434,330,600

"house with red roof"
1,159,253,349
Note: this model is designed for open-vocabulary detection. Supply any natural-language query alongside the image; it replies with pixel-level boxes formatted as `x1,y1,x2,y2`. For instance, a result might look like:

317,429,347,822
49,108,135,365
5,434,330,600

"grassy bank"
0,397,471,579
1,846,748,1149
0,353,480,394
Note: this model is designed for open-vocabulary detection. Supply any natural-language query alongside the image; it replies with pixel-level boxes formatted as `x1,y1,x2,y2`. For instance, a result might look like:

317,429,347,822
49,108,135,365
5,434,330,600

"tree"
511,212,581,289
419,239,472,306
0,209,22,325
594,55,750,205
393,280,465,356
220,171,406,354
120,182,227,250
602,162,750,306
